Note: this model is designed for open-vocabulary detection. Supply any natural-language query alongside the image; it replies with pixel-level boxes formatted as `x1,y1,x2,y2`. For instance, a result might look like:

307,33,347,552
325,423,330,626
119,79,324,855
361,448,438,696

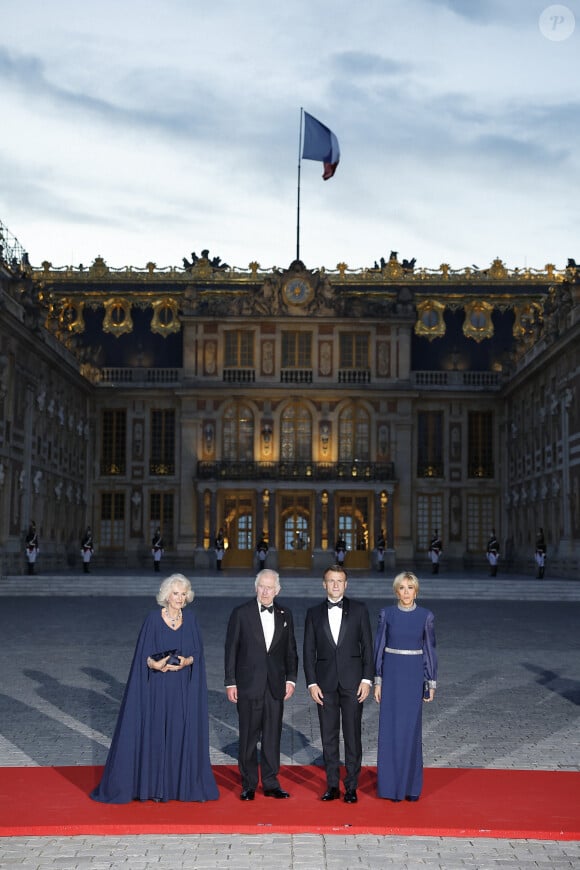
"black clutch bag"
423,681,431,700
151,649,181,665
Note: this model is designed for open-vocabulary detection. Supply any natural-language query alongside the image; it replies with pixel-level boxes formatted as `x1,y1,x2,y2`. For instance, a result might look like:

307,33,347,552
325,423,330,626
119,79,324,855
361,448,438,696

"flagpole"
296,107,303,262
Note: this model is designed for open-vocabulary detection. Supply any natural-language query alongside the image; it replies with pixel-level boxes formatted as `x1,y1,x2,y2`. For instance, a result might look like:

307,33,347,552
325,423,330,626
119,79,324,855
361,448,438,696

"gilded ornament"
103,298,133,336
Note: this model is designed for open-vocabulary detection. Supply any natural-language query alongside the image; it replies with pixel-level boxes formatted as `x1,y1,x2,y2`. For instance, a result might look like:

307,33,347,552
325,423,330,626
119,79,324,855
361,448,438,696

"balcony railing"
412,371,501,390
338,369,371,384
197,459,395,482
223,368,255,383
99,368,181,384
280,369,313,384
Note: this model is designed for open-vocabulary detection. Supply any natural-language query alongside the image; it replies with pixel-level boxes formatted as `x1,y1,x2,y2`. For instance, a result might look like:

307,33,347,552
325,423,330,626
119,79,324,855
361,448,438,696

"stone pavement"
0,567,579,868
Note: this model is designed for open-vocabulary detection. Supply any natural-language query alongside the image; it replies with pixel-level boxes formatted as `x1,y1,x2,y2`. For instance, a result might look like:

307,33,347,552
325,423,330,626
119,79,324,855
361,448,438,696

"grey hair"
254,568,281,593
156,573,194,606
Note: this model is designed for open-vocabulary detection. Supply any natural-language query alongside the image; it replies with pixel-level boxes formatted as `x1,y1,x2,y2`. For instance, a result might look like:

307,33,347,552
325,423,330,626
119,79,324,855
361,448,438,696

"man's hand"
226,686,238,703
357,681,370,703
309,684,324,706
284,682,295,701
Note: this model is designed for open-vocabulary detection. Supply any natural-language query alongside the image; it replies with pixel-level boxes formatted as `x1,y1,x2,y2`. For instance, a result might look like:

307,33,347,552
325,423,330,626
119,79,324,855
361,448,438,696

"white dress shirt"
259,600,275,650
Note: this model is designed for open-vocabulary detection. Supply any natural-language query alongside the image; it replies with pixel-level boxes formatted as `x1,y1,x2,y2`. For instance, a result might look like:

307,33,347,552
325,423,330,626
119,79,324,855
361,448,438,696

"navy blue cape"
91,607,219,803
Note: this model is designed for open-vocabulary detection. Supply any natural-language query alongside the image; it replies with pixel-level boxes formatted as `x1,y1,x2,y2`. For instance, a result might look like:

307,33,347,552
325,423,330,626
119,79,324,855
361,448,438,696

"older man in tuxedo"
225,569,298,801
303,564,373,803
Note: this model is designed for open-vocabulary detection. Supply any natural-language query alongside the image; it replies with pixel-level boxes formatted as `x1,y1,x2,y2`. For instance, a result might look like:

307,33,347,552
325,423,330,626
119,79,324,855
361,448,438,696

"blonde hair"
392,571,419,596
156,573,195,606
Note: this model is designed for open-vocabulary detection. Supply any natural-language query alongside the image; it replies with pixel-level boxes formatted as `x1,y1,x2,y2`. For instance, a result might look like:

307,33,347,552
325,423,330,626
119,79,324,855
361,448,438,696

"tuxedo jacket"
224,599,298,701
303,596,373,693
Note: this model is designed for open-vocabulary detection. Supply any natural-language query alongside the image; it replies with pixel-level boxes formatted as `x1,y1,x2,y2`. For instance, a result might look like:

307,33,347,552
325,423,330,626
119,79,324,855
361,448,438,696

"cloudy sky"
1,0,578,273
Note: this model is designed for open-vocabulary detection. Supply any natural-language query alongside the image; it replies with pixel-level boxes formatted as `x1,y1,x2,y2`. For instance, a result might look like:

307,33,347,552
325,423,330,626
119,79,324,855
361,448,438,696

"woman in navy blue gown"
91,573,219,804
373,571,437,801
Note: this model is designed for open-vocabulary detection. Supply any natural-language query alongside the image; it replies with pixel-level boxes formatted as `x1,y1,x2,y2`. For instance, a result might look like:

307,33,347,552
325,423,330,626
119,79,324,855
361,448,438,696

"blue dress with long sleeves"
373,604,437,800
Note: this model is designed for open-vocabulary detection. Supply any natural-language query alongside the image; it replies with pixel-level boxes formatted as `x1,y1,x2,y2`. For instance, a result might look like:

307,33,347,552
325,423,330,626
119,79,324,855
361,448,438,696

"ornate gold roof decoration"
512,302,543,341
88,256,110,279
103,297,133,336
58,298,85,333
463,300,494,343
414,299,446,341
151,298,180,336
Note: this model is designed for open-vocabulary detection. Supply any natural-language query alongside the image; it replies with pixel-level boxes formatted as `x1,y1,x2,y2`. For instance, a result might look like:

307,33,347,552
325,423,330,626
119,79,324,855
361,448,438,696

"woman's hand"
423,688,435,703
147,655,194,672
374,685,381,703
165,655,194,671
147,655,170,672
176,655,194,670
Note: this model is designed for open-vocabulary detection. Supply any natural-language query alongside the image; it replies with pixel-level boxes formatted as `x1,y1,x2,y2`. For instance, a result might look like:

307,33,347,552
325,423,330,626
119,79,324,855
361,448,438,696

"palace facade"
1,222,578,576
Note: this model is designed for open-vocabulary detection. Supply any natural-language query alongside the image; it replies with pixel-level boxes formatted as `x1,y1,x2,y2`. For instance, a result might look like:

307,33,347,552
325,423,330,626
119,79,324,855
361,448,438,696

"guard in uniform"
81,526,94,574
486,530,500,577
25,522,39,575
151,528,164,572
428,530,443,574
215,528,225,571
535,528,547,579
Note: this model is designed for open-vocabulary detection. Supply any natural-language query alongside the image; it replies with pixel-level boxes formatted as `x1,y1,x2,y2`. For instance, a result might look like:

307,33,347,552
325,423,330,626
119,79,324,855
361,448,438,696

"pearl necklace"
397,602,417,611
164,608,182,628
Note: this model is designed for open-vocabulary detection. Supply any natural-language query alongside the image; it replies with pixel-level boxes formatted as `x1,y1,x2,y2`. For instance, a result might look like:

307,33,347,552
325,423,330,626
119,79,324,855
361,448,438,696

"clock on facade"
282,277,314,306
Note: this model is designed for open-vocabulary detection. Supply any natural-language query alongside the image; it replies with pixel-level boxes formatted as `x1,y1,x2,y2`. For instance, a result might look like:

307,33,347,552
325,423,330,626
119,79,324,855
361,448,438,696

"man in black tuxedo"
303,564,373,803
225,569,298,801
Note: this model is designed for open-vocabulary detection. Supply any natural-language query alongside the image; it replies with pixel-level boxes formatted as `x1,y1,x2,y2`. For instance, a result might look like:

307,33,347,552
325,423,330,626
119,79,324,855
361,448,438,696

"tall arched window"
338,405,370,462
222,403,254,461
281,402,312,461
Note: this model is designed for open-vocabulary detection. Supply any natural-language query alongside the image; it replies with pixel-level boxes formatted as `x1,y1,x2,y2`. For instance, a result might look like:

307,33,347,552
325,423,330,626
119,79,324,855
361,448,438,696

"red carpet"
0,765,579,839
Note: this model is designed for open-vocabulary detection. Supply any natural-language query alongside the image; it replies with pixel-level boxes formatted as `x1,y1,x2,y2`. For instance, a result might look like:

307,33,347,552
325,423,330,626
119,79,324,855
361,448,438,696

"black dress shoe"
344,789,358,803
240,789,255,801
321,787,340,801
263,787,290,799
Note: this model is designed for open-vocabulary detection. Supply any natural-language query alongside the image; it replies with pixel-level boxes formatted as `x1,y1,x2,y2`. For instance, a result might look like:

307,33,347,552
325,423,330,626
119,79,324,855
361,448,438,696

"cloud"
332,51,412,78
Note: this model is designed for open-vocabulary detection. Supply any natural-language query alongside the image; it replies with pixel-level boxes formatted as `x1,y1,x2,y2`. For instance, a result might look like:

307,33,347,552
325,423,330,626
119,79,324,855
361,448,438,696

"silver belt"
384,647,423,655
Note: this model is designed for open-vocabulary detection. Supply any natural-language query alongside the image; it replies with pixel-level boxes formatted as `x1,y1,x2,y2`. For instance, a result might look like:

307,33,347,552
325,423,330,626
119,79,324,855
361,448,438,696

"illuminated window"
281,402,312,461
338,405,370,461
339,332,369,368
101,410,126,475
468,411,494,478
225,330,254,367
223,403,254,461
417,411,443,477
150,492,174,546
150,409,175,475
281,331,312,368
100,492,125,547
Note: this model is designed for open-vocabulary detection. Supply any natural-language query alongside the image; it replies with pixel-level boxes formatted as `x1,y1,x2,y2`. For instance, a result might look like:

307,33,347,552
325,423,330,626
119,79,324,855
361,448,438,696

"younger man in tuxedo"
303,564,373,803
225,569,298,800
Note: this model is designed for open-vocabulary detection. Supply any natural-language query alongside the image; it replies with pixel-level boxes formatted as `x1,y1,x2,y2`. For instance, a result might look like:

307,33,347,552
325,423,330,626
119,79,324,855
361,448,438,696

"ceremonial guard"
428,530,442,574
535,528,547,579
256,536,269,568
214,528,225,571
25,521,39,575
334,536,347,567
81,526,94,574
486,530,500,577
376,530,386,572
151,528,164,572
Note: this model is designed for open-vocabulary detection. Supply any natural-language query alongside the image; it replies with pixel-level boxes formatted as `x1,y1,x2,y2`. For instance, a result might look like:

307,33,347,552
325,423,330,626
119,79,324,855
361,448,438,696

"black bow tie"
327,600,343,609
261,604,274,613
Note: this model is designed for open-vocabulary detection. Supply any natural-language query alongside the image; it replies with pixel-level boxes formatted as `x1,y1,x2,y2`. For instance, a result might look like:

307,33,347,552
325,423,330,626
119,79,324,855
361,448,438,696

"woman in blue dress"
91,573,219,804
373,571,437,801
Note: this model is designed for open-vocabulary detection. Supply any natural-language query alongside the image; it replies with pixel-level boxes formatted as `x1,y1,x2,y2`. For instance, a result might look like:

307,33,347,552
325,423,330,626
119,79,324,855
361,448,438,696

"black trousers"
237,687,283,791
317,685,363,791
